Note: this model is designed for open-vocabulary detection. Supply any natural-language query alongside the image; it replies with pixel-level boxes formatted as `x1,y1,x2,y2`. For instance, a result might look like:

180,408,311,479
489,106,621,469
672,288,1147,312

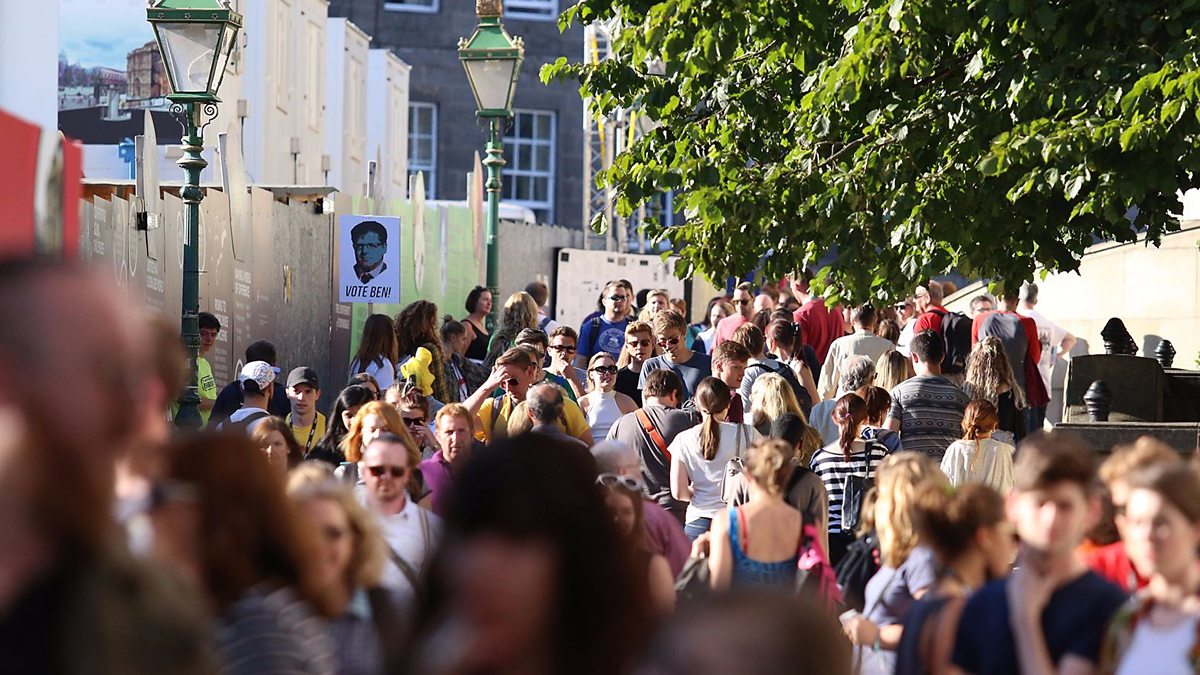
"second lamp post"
458,0,524,332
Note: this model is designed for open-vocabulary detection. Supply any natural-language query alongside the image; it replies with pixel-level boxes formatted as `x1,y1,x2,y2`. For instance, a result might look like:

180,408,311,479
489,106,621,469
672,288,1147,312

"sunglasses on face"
596,472,641,490
367,465,408,479
590,365,619,376
404,416,427,426
626,338,652,348
657,336,681,346
549,344,577,354
501,377,520,389
607,295,628,302
735,299,751,306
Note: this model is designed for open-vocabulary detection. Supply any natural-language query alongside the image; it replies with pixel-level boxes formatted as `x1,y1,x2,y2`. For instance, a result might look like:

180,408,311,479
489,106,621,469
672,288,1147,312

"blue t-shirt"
951,570,1126,674
578,315,630,360
639,352,712,400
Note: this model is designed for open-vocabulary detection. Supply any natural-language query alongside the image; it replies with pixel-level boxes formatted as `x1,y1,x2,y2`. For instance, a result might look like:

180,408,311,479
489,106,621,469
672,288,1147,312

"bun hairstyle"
744,439,796,496
833,393,869,460
440,315,467,342
695,377,733,461
911,480,1005,563
961,399,999,441
465,285,489,314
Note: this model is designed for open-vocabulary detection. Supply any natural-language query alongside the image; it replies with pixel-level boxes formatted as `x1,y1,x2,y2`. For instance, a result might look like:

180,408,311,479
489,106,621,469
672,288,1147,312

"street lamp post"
458,0,524,332
146,0,242,428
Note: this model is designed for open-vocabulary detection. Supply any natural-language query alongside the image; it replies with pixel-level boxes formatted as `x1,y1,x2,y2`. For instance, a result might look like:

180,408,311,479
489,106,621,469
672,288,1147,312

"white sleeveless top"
586,390,623,444
1116,614,1198,675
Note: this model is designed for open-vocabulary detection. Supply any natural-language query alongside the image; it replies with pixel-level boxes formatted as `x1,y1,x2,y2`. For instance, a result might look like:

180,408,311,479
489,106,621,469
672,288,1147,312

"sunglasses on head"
590,365,619,375
366,465,407,479
596,472,642,490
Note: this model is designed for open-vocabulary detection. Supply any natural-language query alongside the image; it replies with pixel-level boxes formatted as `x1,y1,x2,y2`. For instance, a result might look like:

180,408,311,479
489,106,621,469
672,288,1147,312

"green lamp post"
147,0,243,428
458,0,524,332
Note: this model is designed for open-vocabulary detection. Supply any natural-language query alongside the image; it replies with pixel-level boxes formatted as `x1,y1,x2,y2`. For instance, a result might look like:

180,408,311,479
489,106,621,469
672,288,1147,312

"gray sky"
60,0,156,69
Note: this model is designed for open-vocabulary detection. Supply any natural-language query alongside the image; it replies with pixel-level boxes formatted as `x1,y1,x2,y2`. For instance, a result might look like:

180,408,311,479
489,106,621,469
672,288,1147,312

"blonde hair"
750,373,801,422
616,320,658,368
341,400,417,465
875,453,946,567
1098,436,1181,488
744,439,795,496
875,350,915,391
435,402,475,433
964,337,1026,409
287,469,387,589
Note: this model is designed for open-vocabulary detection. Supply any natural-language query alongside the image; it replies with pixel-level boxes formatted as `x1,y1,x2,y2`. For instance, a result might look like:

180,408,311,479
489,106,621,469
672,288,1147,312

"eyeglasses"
657,336,681,347
549,344,577,354
366,465,408,478
626,338,652,348
607,295,628,302
403,416,427,426
590,365,619,375
596,473,642,490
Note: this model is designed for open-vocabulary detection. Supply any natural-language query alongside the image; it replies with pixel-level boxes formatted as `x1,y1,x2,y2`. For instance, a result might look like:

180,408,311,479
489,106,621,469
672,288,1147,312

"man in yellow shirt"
285,366,326,455
464,346,592,446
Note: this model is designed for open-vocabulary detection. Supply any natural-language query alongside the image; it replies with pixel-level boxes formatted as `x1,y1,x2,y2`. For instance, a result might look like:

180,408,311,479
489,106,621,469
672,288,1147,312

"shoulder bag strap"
386,543,422,592
636,409,672,463
418,506,433,575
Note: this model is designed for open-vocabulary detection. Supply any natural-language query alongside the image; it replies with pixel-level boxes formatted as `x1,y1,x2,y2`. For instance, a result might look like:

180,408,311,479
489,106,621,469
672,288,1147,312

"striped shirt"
887,375,970,459
810,439,890,534
216,585,337,675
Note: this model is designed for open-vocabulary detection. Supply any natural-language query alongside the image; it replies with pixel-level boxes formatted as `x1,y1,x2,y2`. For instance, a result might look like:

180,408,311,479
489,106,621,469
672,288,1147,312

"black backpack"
928,308,972,374
834,530,880,612
223,410,271,433
747,360,812,413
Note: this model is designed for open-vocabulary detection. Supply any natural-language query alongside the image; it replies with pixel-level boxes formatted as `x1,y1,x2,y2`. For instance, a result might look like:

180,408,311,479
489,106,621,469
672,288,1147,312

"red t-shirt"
1084,541,1147,593
793,299,832,362
712,313,750,348
912,305,949,335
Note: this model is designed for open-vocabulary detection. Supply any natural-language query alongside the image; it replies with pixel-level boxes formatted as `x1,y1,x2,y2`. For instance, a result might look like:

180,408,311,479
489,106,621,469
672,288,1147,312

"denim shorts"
683,517,713,541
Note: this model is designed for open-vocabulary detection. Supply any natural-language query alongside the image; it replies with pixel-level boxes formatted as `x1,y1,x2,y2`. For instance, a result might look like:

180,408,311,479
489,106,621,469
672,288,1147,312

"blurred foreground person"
598,475,677,614
406,434,652,675
288,464,406,675
637,591,851,675
0,259,213,674
148,434,337,674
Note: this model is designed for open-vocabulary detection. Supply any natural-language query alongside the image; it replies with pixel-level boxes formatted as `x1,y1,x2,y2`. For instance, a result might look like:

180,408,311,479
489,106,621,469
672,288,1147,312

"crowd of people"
6,257,1194,675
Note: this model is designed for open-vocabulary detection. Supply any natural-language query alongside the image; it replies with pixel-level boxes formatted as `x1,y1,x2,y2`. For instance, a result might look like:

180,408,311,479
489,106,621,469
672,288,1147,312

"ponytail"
833,393,868,461
961,399,999,441
767,319,804,357
695,377,732,461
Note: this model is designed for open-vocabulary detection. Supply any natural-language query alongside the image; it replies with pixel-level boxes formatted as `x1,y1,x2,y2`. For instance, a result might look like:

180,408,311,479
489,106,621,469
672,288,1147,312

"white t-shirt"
1017,307,1068,394
1115,614,1198,675
350,357,396,391
669,421,763,522
374,499,443,603
220,406,271,434
939,437,1015,493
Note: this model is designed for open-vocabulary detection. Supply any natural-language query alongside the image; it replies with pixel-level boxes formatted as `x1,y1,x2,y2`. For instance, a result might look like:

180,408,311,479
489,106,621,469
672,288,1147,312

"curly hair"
875,453,947,567
395,300,452,403
484,292,539,367
964,336,1026,409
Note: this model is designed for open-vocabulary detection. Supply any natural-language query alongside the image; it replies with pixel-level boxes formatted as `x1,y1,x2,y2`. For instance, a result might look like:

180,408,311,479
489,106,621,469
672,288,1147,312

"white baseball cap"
238,360,277,391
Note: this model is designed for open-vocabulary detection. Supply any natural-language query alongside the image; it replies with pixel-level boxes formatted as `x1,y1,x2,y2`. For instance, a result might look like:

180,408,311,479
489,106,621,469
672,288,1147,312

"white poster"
338,214,401,303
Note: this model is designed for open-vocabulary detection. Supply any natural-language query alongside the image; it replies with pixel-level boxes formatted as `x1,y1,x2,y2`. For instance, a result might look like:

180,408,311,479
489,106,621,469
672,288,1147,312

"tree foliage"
544,0,1200,301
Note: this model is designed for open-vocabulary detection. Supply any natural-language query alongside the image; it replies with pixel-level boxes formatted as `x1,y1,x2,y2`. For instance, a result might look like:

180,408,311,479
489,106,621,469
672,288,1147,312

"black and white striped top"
809,439,891,534
216,585,337,675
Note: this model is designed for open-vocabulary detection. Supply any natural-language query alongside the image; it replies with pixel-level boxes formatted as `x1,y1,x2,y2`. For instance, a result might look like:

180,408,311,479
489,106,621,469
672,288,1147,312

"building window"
383,0,438,12
407,102,437,198
503,109,555,223
505,0,557,20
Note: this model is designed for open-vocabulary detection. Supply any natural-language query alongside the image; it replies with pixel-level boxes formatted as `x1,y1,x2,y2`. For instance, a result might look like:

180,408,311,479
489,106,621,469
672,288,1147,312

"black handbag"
834,530,880,613
840,452,874,533
675,552,711,602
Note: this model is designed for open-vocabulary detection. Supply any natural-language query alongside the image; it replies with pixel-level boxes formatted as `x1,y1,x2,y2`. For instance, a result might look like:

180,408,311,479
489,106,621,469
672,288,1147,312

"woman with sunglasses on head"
338,402,430,507
614,320,658,408
579,352,639,445
307,385,377,467
599,474,676,615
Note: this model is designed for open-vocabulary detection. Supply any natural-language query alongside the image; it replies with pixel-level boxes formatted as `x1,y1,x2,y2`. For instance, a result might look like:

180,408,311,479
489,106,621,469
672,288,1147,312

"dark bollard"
1084,380,1113,422
1154,340,1176,369
1100,318,1138,356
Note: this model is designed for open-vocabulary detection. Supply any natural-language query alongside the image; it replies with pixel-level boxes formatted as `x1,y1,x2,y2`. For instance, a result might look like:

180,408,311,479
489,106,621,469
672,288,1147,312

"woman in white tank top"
578,352,638,444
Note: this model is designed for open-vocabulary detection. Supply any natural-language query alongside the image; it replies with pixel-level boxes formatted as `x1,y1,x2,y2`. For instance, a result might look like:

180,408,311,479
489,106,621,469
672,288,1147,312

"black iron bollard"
1155,340,1176,369
1084,380,1113,422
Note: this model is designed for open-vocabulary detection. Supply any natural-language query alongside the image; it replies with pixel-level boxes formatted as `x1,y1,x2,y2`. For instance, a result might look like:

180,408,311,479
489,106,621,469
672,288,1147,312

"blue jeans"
684,517,713,541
